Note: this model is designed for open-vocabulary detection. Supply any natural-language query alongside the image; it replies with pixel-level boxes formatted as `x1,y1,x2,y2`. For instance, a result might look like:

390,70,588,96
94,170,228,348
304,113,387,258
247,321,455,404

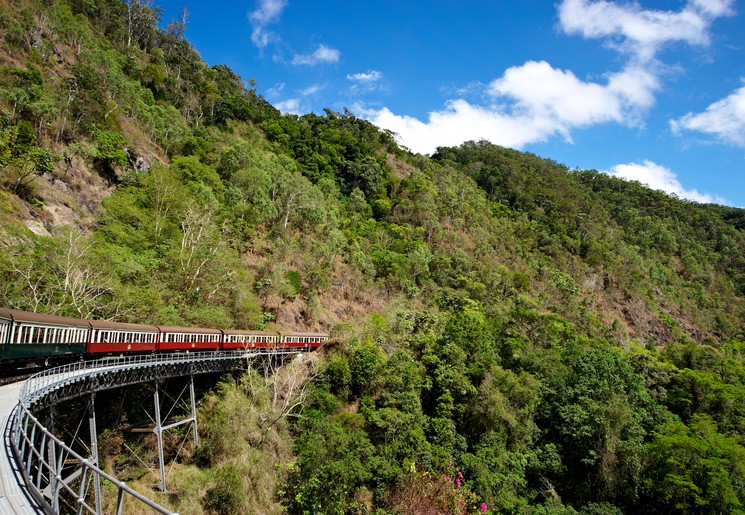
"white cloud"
558,0,734,61
489,60,642,127
300,84,324,96
291,44,340,66
249,0,287,49
274,98,301,115
266,83,285,98
347,70,383,93
670,83,745,146
273,84,325,114
606,160,727,203
363,0,732,155
365,100,556,154
366,61,659,154
347,70,382,83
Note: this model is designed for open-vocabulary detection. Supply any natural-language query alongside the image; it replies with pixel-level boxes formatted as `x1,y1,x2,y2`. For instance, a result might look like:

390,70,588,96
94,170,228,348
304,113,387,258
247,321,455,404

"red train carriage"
157,326,223,351
222,329,278,350
0,307,330,371
280,331,330,349
87,319,159,354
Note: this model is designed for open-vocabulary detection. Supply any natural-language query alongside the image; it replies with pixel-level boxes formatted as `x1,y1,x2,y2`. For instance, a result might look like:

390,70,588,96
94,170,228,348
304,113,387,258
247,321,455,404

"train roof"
222,329,276,336
157,326,223,334
0,308,91,328
88,319,159,332
282,331,330,338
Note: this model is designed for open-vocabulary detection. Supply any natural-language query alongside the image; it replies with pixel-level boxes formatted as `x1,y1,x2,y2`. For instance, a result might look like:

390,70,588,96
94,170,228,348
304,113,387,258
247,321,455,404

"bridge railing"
12,403,175,514
10,349,297,514
18,349,283,406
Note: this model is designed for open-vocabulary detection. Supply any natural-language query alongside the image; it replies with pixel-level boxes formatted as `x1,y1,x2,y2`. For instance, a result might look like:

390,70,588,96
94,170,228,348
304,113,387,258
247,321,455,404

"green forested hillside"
1,1,744,513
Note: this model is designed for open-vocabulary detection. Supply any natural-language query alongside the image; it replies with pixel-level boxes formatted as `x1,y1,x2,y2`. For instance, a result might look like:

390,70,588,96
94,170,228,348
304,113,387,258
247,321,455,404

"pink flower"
456,478,462,488
480,502,488,513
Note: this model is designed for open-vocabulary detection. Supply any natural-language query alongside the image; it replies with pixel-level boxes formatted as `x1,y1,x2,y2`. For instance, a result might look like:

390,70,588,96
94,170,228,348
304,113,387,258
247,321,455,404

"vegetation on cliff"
1,0,744,512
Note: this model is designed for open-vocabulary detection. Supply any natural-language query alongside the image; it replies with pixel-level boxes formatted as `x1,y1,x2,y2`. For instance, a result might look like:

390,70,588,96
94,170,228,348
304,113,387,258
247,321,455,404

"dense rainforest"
1,0,744,513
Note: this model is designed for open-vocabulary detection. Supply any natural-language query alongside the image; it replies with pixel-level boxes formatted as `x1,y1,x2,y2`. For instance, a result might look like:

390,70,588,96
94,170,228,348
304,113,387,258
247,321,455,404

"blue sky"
157,0,745,207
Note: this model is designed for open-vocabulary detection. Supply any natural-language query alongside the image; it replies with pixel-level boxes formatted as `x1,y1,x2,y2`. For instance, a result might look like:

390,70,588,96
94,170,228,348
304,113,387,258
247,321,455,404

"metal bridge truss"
9,349,299,514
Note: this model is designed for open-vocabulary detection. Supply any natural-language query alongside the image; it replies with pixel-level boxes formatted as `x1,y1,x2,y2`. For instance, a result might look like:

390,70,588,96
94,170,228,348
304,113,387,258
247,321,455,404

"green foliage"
92,129,128,179
284,413,376,514
286,270,301,296
203,464,247,515
0,3,743,514
0,121,57,197
644,415,745,512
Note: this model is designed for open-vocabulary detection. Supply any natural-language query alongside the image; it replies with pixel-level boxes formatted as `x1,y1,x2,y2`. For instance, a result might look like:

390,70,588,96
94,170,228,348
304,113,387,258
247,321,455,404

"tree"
125,0,161,49
0,121,57,197
645,415,745,513
243,353,320,442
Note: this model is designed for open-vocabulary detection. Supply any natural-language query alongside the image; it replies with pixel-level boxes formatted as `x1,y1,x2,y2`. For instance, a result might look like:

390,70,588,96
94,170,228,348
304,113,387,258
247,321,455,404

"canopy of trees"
0,0,744,513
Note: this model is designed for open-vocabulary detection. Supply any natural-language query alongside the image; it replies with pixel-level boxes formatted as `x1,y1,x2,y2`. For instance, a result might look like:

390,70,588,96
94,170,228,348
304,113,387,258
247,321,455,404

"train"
0,307,329,369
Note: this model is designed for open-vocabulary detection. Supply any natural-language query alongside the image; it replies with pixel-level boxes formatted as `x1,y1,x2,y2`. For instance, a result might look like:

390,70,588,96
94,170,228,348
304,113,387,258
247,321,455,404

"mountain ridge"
1,1,744,512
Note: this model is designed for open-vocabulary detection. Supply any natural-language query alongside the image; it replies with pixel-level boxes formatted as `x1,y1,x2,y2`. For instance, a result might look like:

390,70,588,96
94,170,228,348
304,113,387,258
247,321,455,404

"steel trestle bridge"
1,349,295,514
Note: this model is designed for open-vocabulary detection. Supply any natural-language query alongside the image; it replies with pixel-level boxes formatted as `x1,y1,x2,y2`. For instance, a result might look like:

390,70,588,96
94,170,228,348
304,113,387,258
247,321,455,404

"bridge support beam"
153,374,200,492
190,374,199,449
154,381,166,492
10,350,267,513
88,393,102,515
